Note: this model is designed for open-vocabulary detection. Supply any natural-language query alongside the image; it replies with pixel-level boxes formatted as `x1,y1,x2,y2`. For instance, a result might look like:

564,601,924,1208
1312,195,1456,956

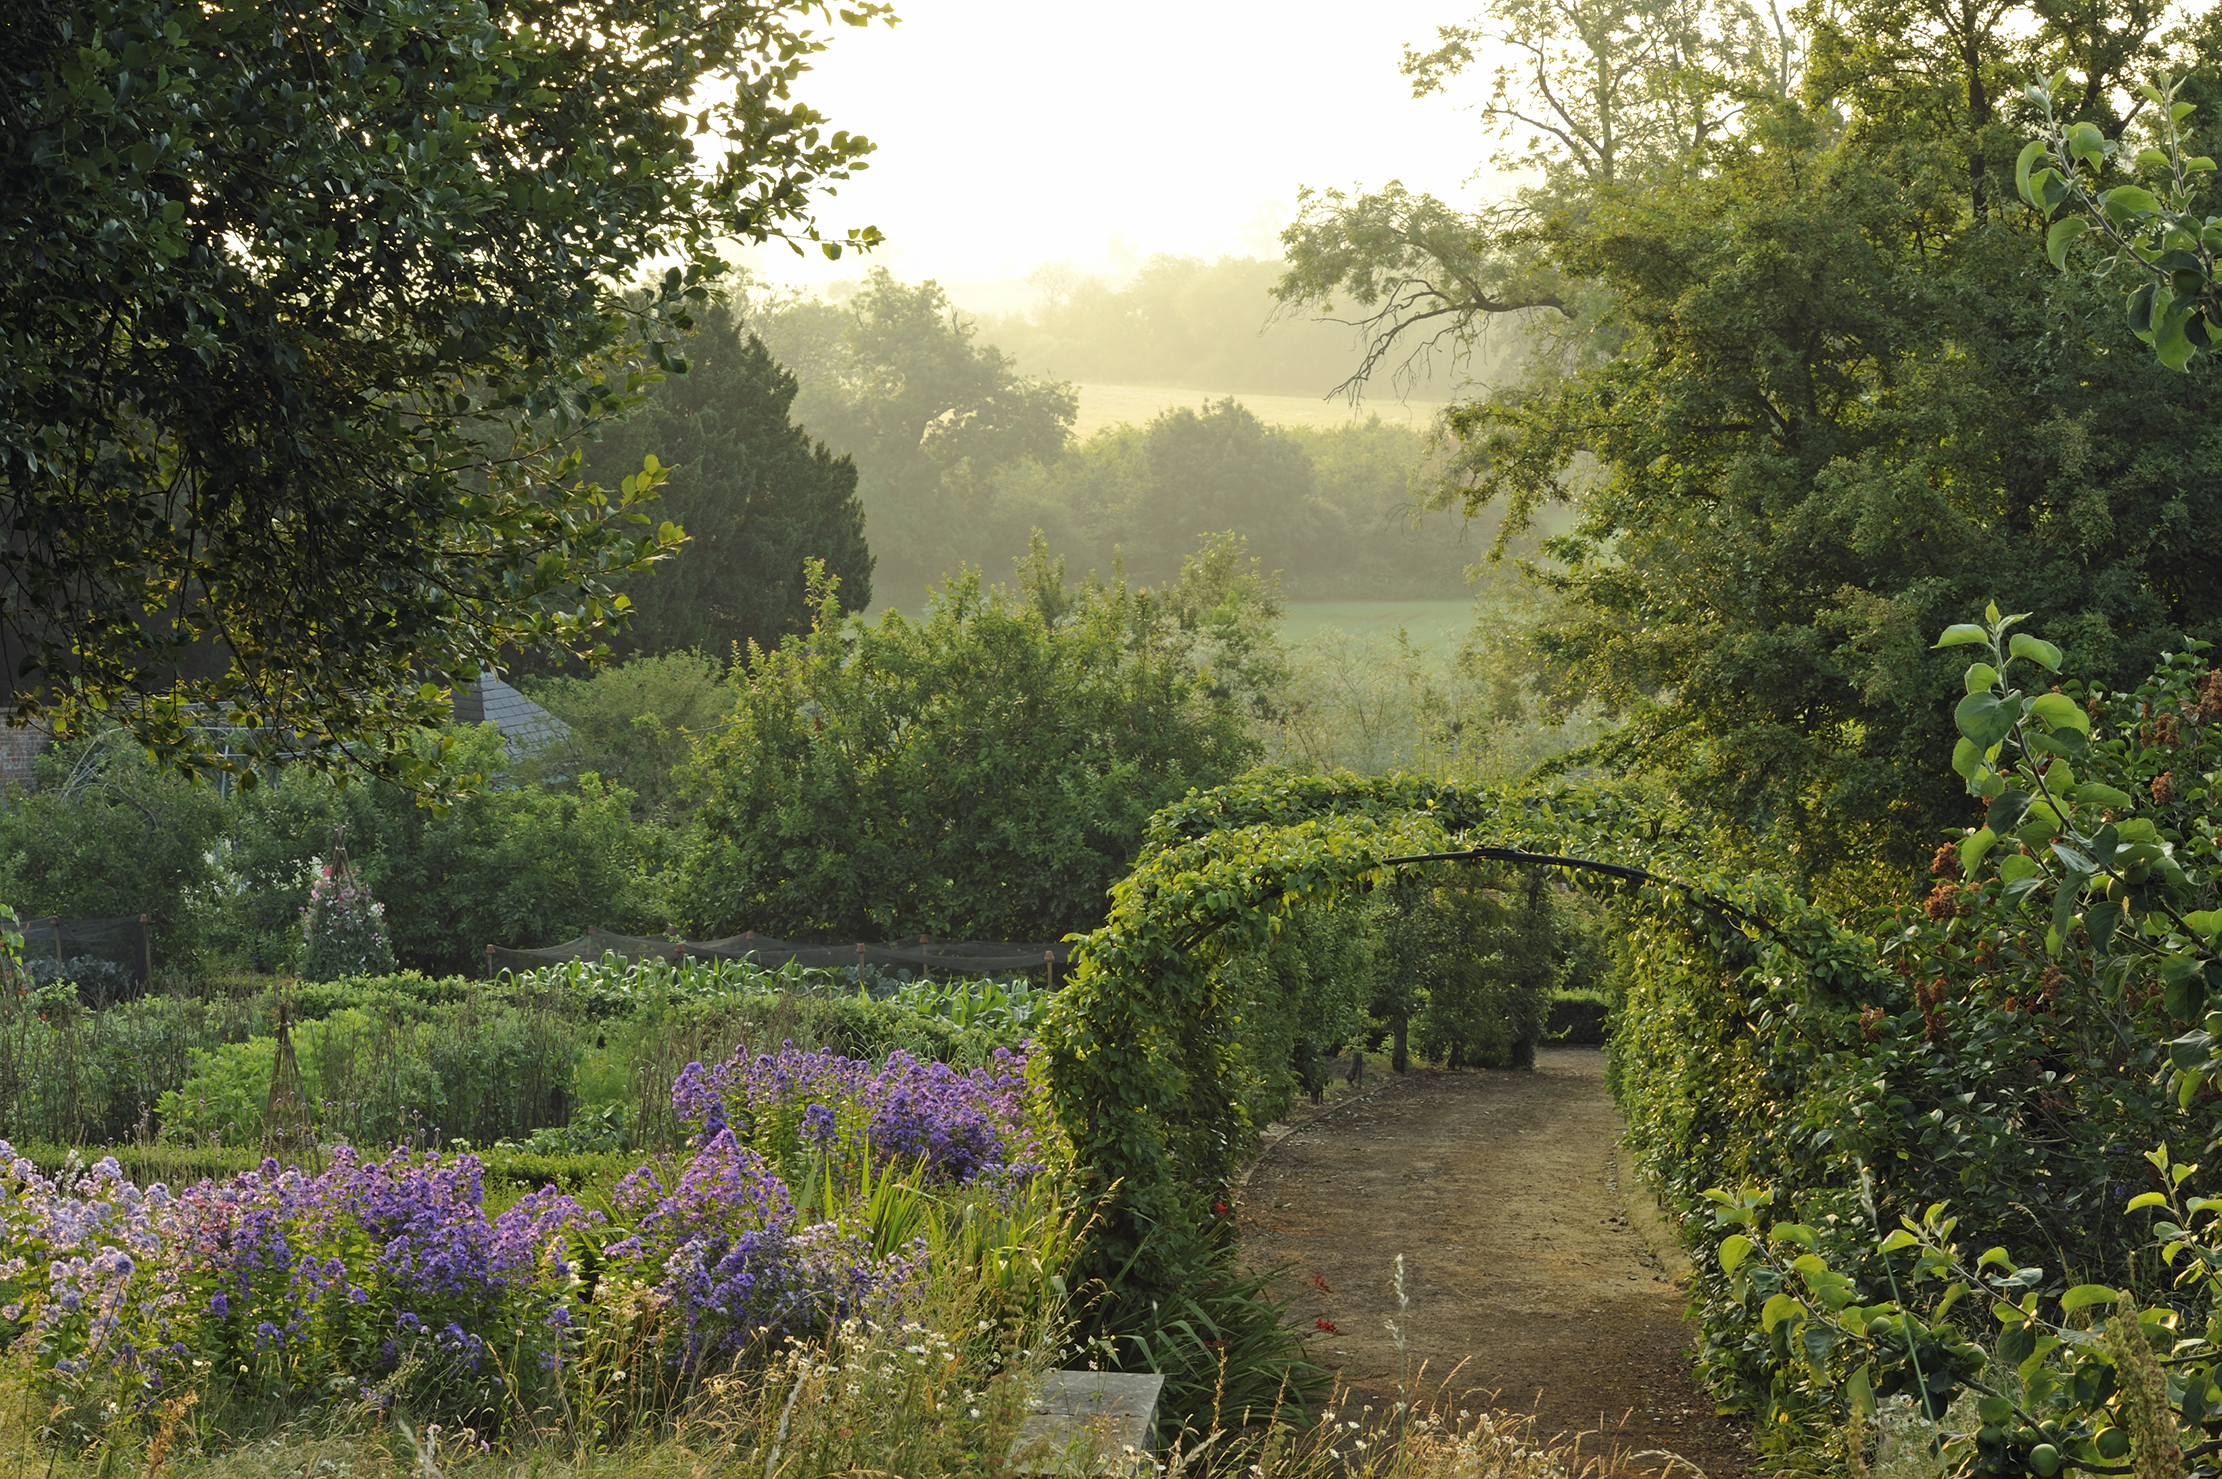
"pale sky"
740,0,1498,295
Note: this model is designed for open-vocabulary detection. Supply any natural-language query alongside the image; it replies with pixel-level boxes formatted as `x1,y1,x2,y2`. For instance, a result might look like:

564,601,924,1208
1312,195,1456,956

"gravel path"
1238,1046,1754,1477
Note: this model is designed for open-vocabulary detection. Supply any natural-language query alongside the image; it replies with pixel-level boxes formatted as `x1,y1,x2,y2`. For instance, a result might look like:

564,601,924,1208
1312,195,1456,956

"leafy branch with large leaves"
1681,612,2222,1477
2020,76,2221,369
1939,608,2221,1066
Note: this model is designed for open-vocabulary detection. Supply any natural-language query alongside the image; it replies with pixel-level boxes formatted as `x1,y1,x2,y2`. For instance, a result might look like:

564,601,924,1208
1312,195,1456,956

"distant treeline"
550,262,1516,659
741,270,1497,610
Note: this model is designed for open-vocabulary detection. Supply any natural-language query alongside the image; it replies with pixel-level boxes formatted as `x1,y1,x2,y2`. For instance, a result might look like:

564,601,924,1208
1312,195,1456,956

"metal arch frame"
1381,845,1773,935
1378,846,1655,887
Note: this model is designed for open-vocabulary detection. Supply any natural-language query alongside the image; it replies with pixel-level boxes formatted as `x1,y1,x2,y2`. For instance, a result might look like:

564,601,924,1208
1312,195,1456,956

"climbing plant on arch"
1038,767,1868,1294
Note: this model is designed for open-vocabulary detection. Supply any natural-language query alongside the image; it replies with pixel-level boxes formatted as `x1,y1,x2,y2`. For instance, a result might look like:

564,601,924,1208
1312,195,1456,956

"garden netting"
486,928,1071,977
2,912,152,1005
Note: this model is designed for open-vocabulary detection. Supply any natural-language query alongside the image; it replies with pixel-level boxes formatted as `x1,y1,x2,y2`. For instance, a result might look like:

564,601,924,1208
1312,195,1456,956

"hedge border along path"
1039,768,1895,1295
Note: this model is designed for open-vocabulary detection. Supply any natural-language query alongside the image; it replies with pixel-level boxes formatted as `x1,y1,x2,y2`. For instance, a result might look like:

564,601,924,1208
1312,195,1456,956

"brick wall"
0,722,52,793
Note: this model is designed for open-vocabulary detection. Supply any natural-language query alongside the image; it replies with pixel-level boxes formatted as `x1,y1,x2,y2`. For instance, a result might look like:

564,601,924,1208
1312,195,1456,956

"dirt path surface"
1238,1047,1753,1477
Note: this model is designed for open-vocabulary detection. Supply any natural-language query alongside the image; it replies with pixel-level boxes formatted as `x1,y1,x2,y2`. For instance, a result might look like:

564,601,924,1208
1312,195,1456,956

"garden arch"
1041,770,1853,1293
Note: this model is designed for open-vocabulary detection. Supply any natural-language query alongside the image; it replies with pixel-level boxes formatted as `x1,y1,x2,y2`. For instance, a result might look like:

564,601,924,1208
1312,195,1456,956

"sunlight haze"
743,0,1499,289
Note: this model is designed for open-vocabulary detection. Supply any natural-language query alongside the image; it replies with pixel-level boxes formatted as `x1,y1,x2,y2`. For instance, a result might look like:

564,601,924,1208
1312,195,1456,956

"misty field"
1070,381,1446,439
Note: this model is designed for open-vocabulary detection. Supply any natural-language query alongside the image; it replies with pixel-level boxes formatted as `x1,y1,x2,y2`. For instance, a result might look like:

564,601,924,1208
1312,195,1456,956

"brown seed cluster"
1930,843,1960,878
2153,771,2175,806
1913,976,1951,1045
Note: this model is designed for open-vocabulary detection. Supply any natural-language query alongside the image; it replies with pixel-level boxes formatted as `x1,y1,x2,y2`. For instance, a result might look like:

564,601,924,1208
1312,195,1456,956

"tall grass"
0,1359,1636,1479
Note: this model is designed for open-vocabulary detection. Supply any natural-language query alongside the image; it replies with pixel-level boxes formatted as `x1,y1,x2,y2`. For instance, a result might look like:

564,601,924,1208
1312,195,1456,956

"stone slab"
1008,1370,1165,1474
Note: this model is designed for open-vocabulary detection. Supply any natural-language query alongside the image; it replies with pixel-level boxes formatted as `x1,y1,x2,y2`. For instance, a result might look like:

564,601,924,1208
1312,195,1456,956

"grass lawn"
1278,599,1474,661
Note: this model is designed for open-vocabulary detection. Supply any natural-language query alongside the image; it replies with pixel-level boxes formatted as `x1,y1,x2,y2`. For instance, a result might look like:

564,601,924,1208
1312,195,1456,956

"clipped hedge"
1544,991,1610,1045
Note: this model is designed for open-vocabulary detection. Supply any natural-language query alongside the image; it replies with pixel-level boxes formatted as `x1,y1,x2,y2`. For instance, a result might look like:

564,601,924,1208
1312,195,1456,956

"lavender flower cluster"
0,1143,585,1423
600,1130,924,1368
670,1042,1044,1184
0,1045,1050,1428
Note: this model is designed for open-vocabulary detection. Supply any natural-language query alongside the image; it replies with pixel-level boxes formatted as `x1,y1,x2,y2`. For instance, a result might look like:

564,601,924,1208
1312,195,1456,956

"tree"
749,270,1077,606
1276,184,1570,396
669,540,1277,942
979,253,1468,398
576,309,873,658
2017,69,2222,368
0,732,225,963
1278,0,2222,881
1275,0,1800,392
1406,0,1793,194
1471,116,2221,874
1107,401,1332,586
521,652,734,823
1806,0,2171,220
1,0,886,786
216,725,659,975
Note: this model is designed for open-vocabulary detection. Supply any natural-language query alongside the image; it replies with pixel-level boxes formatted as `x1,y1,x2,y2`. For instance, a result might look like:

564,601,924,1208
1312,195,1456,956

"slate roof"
451,671,569,755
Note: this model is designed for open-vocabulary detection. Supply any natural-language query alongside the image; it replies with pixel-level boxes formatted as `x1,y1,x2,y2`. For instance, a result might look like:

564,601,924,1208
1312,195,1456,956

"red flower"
1315,1318,1337,1333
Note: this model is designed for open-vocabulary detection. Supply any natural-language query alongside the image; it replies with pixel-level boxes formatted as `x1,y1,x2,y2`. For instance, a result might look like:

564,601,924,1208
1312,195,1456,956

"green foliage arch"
1041,769,1807,1291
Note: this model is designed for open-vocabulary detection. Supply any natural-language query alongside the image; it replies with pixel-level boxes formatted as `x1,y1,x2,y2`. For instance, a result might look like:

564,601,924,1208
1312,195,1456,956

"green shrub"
0,736,226,966
670,542,1271,943
1598,618,2222,1473
290,971,480,1018
501,950,833,1018
213,724,663,976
